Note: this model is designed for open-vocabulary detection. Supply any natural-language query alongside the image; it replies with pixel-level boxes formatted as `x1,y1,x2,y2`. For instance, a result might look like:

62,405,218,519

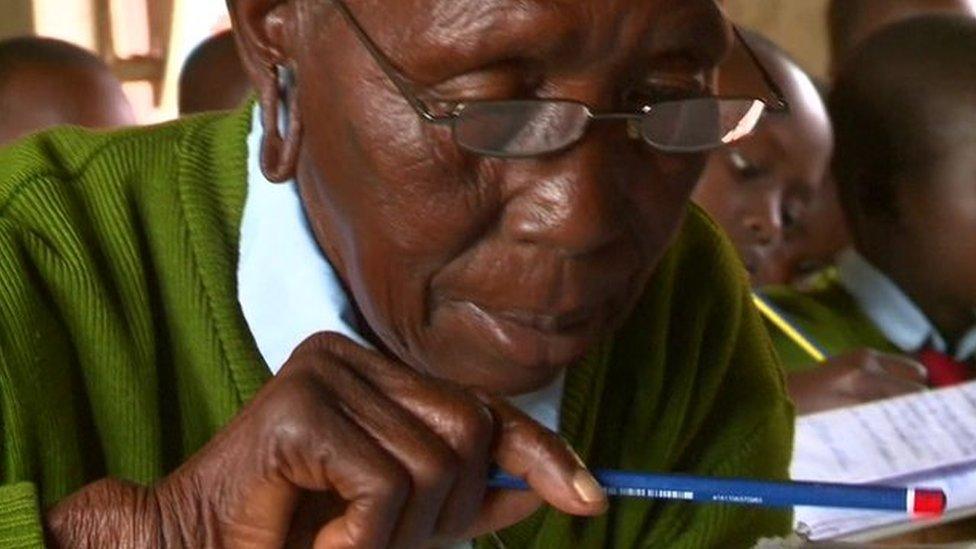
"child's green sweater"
760,271,899,371
0,107,793,548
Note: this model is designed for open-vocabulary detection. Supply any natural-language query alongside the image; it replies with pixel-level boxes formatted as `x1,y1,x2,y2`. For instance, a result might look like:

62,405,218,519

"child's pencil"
752,291,828,362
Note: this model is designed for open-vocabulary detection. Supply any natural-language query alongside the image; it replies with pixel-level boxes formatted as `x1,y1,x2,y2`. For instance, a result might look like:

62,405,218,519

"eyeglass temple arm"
331,1,788,120
328,0,452,123
731,25,791,113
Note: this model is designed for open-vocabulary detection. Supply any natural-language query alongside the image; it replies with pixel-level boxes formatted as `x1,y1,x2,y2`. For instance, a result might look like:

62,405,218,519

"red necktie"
916,348,973,387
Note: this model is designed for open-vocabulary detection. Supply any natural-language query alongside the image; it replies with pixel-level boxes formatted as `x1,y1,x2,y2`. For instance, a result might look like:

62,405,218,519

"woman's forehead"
332,0,729,82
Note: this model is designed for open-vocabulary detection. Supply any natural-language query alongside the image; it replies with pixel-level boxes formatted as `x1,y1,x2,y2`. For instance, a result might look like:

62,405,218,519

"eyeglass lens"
641,98,767,153
452,98,768,158
453,101,591,157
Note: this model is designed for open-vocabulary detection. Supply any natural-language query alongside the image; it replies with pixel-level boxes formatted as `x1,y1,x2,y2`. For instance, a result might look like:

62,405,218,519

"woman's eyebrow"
390,0,732,87
640,2,732,71
651,31,730,73
403,5,579,82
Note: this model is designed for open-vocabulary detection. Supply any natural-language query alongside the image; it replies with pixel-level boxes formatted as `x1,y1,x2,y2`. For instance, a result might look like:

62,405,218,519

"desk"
879,516,976,544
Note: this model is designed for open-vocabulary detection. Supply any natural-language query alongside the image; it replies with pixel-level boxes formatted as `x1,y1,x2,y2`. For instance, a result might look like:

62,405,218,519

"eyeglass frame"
327,0,791,157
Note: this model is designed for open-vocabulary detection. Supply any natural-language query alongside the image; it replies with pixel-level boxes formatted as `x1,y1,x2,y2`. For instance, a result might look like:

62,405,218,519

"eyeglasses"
329,0,790,159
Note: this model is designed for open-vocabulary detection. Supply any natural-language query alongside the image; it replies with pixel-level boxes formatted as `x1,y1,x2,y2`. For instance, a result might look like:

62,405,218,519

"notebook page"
791,381,976,483
794,462,976,541
790,380,976,540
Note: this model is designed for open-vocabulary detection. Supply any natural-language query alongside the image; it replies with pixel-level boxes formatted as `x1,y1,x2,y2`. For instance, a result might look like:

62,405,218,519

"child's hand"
787,349,927,415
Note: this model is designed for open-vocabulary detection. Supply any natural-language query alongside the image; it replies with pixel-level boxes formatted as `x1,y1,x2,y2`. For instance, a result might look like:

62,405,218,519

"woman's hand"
787,348,928,415
46,332,606,548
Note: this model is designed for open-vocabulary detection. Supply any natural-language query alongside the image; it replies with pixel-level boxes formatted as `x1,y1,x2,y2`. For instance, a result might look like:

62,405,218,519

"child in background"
693,31,837,287
0,37,135,145
178,31,252,115
828,0,976,77
763,15,976,412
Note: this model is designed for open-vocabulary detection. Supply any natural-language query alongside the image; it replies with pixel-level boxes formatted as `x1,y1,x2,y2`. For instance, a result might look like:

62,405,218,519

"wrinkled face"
694,111,833,286
285,0,730,394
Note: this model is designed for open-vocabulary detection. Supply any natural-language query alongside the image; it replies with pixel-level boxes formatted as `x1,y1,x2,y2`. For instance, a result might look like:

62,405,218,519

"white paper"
790,380,976,540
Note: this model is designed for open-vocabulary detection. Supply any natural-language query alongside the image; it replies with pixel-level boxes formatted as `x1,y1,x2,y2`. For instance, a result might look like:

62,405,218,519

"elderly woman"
0,0,792,547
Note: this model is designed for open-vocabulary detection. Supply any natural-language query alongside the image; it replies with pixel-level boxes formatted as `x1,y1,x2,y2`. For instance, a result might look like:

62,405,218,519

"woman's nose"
497,135,628,257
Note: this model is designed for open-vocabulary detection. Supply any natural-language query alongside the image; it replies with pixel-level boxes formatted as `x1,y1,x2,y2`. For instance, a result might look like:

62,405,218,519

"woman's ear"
258,62,302,182
228,0,302,182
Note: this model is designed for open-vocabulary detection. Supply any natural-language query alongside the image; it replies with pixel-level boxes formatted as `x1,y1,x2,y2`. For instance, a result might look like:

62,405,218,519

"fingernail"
573,470,605,503
568,446,587,469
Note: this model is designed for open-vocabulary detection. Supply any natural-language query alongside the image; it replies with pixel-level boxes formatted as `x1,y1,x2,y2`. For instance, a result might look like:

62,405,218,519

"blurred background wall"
0,0,227,122
0,0,833,122
727,0,832,79
0,0,33,42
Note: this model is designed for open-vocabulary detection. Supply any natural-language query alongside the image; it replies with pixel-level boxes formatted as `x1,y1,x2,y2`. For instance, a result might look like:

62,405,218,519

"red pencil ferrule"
912,488,947,516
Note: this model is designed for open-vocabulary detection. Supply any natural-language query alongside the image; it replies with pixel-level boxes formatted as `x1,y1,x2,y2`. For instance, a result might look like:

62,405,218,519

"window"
32,0,230,122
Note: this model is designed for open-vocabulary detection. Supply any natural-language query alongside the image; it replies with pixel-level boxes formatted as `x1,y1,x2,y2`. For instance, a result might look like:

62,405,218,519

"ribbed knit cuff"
0,483,45,548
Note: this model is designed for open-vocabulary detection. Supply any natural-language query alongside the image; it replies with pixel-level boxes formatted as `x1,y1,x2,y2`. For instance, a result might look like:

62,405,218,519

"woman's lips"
446,300,600,368
491,306,594,333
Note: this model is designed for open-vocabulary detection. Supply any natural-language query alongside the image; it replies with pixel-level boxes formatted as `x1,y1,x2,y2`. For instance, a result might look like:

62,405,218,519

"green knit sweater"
760,271,898,372
0,107,793,548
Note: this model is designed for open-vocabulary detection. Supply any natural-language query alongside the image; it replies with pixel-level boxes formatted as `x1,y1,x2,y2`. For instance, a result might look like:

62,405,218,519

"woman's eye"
425,64,530,105
621,84,706,110
425,85,516,110
428,99,464,117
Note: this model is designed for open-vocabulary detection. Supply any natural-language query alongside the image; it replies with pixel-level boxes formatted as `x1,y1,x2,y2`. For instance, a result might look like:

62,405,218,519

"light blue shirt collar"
236,106,564,431
836,248,976,361
237,106,367,374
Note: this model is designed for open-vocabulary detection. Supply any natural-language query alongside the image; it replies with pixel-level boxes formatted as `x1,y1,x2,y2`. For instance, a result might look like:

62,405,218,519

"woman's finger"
256,394,409,549
309,354,461,548
480,393,608,517
304,333,496,539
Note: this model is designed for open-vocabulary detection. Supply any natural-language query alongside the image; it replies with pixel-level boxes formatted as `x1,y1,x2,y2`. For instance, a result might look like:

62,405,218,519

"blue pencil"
488,469,946,515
